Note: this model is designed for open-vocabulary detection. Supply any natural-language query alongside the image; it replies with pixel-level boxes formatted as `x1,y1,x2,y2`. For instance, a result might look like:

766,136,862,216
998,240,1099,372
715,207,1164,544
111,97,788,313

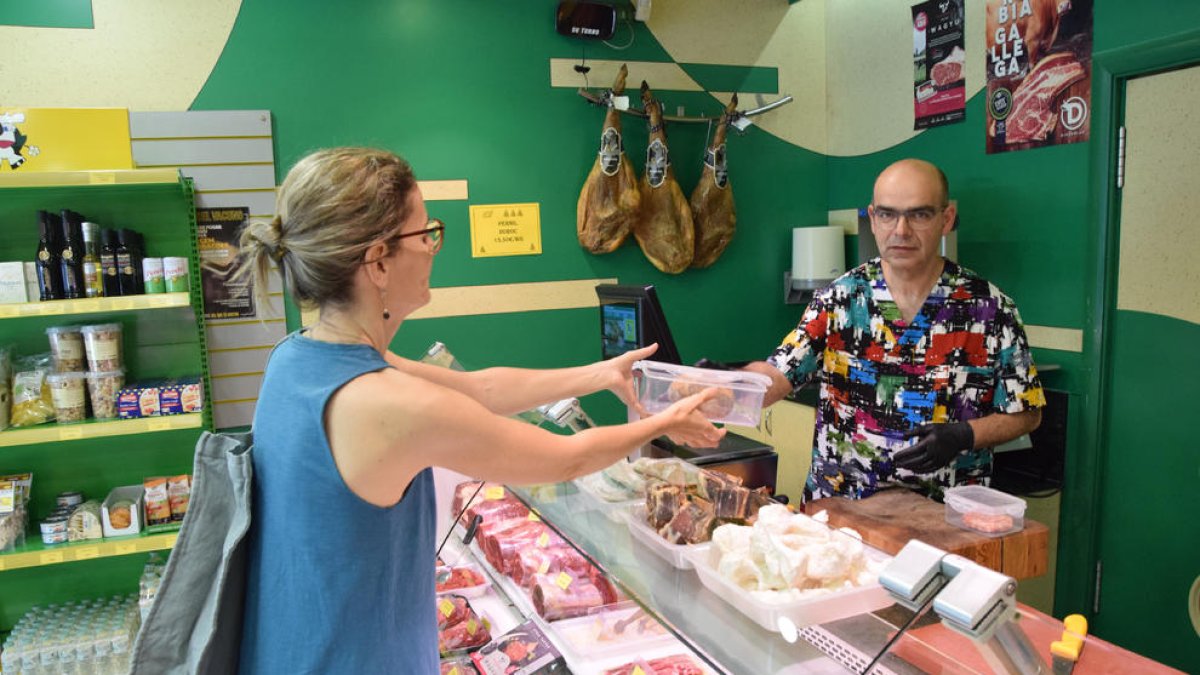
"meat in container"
943,485,1026,537
632,360,772,426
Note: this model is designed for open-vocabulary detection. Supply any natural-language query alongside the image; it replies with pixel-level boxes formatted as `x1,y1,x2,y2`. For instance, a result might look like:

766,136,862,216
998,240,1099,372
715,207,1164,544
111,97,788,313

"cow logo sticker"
0,113,40,170
705,143,728,189
645,139,669,188
598,127,622,176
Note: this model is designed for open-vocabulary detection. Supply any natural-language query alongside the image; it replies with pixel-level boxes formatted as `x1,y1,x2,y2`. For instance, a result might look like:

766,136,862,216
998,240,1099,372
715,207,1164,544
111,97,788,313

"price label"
75,547,100,560
439,598,454,618
448,669,459,675
555,572,573,590
484,486,505,500
527,513,540,522
40,551,65,565
148,419,171,432
536,532,550,548
115,543,137,555
466,618,478,636
0,558,7,570
632,667,646,675
59,427,84,441
538,560,550,575
161,534,178,548
89,172,117,184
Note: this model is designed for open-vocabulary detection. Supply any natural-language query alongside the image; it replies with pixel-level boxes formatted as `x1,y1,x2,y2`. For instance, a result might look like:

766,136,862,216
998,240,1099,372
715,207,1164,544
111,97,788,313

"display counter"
456,479,1179,675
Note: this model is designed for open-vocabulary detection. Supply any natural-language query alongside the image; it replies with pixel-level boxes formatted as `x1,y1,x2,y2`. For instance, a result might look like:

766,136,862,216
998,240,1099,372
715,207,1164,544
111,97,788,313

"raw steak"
1005,52,1085,143
578,64,641,254
931,46,965,87
689,94,739,268
634,81,695,273
530,574,608,621
513,544,590,588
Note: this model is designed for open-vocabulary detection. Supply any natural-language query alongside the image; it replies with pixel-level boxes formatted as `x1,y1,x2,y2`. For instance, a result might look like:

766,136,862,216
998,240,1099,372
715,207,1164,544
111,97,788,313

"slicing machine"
880,539,1049,674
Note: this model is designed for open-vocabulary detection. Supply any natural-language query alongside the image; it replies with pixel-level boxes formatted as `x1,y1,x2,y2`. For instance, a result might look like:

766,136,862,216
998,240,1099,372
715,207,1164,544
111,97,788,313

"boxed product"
0,261,28,304
471,619,567,675
67,501,104,542
117,377,204,419
143,477,173,529
102,485,145,537
167,474,191,521
944,485,1026,537
633,360,772,427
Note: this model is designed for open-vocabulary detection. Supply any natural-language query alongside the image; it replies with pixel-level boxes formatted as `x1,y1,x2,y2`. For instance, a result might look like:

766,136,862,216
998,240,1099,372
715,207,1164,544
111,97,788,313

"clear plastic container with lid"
944,484,1027,537
633,360,772,426
86,369,125,419
46,371,88,423
80,323,124,372
46,326,86,372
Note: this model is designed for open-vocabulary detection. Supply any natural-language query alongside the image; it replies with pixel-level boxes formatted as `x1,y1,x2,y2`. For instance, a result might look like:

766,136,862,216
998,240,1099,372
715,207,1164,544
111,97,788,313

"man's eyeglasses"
871,206,944,230
395,218,445,254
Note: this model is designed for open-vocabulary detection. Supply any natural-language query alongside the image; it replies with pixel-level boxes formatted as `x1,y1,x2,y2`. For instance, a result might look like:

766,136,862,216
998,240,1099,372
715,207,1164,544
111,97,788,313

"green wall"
192,0,827,429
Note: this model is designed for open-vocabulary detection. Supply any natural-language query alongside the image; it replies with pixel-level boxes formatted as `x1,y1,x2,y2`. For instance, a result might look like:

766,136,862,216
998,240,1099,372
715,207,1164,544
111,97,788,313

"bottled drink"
35,210,65,301
81,221,104,298
100,229,121,297
59,210,87,299
116,229,139,296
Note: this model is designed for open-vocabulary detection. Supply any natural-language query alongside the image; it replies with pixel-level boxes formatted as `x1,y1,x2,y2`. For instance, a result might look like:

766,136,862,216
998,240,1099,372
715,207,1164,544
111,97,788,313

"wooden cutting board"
804,489,1048,580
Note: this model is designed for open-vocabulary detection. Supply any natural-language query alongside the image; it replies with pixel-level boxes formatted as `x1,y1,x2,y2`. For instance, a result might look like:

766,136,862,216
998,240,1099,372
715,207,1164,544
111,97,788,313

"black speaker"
555,1,616,40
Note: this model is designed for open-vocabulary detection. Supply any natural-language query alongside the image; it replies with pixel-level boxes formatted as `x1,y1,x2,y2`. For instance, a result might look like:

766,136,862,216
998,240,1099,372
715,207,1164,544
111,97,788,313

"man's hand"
893,421,974,474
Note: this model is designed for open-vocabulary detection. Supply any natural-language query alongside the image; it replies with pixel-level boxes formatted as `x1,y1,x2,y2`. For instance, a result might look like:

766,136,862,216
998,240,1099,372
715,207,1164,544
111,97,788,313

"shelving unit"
0,168,212,629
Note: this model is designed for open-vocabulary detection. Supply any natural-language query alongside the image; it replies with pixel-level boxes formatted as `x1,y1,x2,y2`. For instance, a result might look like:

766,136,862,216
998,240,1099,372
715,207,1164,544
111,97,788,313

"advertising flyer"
986,0,1093,153
913,0,966,130
196,207,255,319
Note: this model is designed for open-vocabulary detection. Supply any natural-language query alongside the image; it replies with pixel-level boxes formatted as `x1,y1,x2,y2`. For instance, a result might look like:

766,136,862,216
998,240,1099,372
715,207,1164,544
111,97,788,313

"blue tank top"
239,332,437,674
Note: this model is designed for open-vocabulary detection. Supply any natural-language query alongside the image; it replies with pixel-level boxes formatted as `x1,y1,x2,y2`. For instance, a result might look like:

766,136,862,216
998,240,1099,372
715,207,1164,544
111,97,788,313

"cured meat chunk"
658,499,716,545
689,94,738,268
646,483,685,530
634,81,695,273
578,64,641,254
697,469,742,501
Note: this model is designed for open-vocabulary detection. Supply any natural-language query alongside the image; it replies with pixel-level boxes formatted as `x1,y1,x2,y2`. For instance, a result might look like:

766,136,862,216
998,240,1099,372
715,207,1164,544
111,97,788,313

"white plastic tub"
633,360,771,427
686,539,893,633
550,601,676,661
944,485,1027,537
625,505,709,570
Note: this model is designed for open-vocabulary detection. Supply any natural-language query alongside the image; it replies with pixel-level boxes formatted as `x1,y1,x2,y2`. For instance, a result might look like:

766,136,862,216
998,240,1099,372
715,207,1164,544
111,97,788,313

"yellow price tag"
59,427,84,441
555,572,573,590
90,172,117,184
115,543,138,555
527,513,540,522
75,547,100,560
448,669,459,675
537,560,550,575
40,551,65,565
0,558,7,570
439,598,454,618
536,532,550,548
466,618,478,636
484,486,505,500
633,667,646,675
148,419,171,432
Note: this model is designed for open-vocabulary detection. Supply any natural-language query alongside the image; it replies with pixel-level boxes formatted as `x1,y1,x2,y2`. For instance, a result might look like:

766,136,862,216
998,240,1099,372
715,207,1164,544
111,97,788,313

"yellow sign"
469,203,542,258
0,108,133,172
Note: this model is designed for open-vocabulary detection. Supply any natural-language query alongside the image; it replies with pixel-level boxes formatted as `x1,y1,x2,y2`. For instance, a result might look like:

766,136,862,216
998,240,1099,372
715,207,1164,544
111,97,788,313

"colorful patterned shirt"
768,258,1045,500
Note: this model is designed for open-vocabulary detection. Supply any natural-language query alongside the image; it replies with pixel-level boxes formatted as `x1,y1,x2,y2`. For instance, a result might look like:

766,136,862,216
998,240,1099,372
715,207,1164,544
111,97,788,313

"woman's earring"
381,290,391,321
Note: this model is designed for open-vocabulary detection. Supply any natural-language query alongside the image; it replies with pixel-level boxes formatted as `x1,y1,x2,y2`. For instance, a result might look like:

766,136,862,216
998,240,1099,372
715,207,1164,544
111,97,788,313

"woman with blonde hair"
234,147,724,673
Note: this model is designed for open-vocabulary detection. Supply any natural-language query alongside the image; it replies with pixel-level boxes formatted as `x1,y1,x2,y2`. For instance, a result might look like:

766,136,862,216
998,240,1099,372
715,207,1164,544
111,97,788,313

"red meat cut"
931,47,965,87
1004,52,1086,144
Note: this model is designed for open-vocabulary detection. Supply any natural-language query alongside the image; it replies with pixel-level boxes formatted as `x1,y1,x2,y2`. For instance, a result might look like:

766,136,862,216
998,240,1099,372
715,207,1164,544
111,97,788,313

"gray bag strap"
129,430,253,675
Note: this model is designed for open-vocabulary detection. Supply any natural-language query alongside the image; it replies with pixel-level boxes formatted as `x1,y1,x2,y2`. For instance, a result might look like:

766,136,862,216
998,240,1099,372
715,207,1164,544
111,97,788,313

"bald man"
746,159,1044,501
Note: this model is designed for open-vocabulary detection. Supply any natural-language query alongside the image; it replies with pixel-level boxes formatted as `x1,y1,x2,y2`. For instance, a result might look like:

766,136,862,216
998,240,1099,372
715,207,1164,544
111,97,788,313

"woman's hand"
604,343,658,415
659,387,727,448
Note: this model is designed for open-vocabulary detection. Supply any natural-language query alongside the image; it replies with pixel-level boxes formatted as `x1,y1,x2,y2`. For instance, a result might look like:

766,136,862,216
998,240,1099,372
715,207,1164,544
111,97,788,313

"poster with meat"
986,0,1093,153
913,0,966,130
196,207,255,319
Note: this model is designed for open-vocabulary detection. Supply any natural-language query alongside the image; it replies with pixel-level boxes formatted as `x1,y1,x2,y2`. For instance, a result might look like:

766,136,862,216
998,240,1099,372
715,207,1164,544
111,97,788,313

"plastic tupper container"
85,369,125,419
633,360,772,427
46,326,86,372
80,323,123,372
46,372,88,423
944,485,1027,537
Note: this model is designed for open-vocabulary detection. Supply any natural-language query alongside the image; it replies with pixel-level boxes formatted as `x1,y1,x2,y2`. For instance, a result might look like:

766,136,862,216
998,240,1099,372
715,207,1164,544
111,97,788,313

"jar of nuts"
46,371,88,423
85,369,125,420
80,323,124,372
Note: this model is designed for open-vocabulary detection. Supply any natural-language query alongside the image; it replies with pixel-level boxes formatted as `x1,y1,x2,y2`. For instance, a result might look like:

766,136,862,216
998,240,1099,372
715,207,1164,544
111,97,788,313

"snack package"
67,501,104,542
144,477,172,526
167,474,191,521
0,345,11,431
11,354,55,427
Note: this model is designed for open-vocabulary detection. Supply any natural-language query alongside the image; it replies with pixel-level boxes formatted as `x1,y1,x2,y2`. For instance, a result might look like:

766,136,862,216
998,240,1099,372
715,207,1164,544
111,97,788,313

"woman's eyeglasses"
395,218,445,254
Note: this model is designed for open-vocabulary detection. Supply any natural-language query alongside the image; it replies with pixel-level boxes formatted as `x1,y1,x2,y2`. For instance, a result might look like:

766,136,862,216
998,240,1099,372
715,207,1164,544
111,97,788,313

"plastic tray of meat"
550,601,676,661
593,652,717,675
625,505,709,570
944,485,1026,537
633,360,771,427
685,539,893,633
437,562,493,598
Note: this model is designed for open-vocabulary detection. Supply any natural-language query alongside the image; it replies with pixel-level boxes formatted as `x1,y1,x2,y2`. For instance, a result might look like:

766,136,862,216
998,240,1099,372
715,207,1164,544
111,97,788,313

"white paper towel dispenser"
784,225,845,304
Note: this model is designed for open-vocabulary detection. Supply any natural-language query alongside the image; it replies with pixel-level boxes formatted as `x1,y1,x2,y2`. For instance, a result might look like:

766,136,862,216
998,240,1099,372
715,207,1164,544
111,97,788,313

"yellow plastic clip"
1050,613,1088,661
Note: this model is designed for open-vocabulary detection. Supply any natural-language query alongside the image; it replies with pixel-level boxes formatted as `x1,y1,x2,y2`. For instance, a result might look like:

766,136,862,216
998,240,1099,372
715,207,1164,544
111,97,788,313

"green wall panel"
0,0,92,28
0,555,149,630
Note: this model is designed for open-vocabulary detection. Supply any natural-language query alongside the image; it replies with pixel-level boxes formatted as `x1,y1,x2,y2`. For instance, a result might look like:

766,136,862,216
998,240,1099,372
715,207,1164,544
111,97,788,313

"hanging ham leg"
689,94,738,268
577,64,640,254
634,81,695,274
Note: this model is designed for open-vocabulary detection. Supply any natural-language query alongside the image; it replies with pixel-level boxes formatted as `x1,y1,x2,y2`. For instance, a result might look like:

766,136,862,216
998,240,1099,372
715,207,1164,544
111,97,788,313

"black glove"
893,421,974,474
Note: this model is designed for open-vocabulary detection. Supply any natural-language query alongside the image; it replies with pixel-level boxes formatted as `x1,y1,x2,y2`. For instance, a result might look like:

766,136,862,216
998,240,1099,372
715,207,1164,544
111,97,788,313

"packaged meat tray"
436,563,492,598
599,653,714,675
944,485,1026,537
626,505,709,570
632,360,771,427
472,619,569,675
551,602,675,661
685,510,894,632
